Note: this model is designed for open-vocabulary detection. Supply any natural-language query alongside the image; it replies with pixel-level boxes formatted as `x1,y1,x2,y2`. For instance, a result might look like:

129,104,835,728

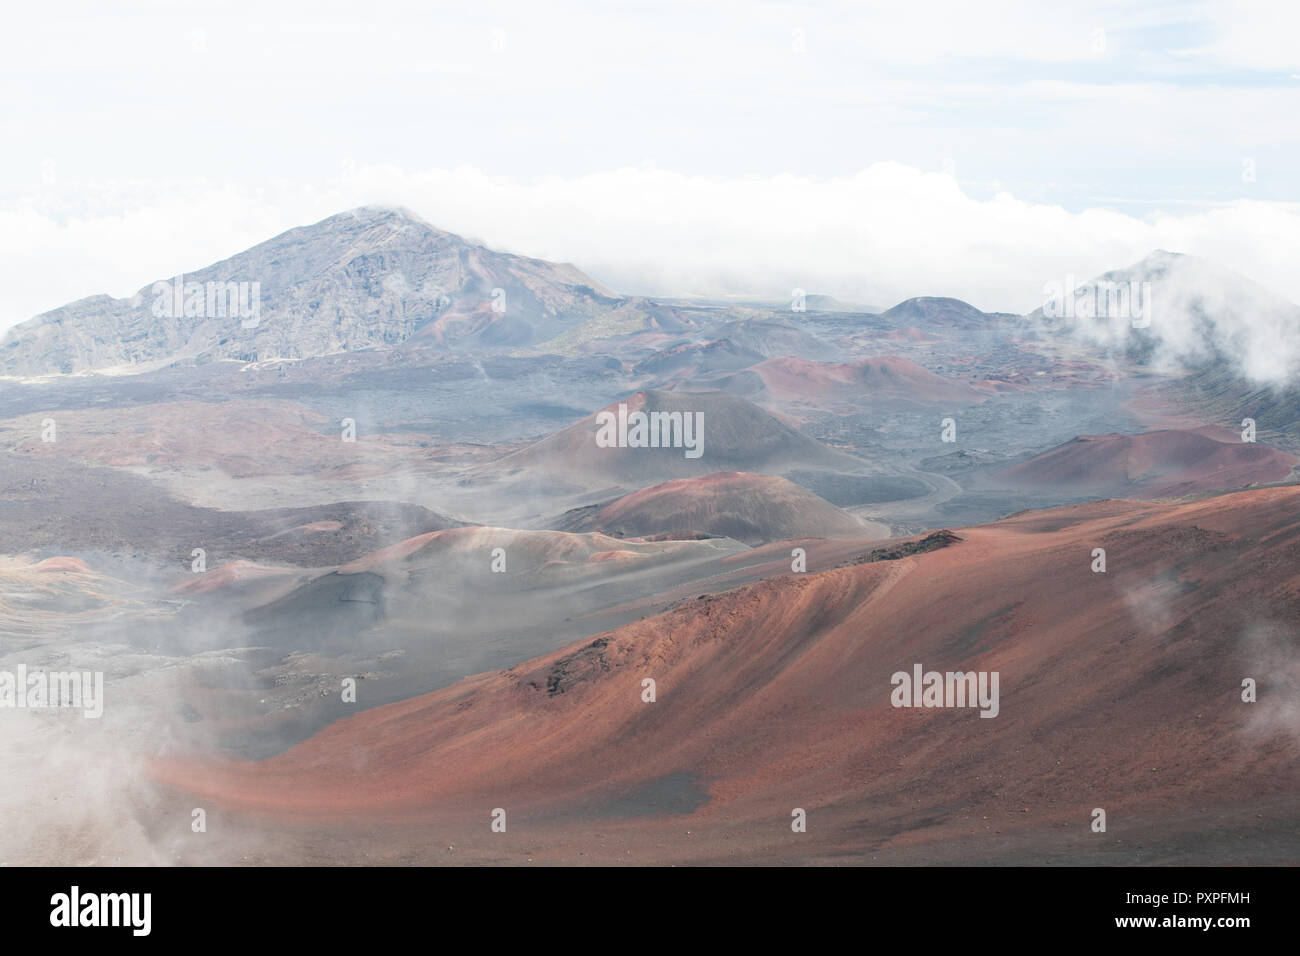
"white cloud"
3,3,1299,337
3,162,1299,334
1178,0,1300,71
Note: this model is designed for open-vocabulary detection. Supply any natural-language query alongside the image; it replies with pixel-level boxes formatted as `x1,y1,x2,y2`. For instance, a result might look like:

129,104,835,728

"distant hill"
709,315,839,360
632,339,764,379
557,471,868,544
1162,363,1300,453
0,207,627,375
1026,250,1300,380
881,296,1000,329
745,355,986,405
994,428,1297,498
480,389,867,485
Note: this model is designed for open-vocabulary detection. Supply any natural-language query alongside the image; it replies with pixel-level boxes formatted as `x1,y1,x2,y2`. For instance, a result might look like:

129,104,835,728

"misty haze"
1,2,1297,891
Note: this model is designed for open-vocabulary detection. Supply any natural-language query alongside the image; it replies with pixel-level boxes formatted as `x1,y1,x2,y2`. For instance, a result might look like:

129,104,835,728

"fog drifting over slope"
1031,251,1300,385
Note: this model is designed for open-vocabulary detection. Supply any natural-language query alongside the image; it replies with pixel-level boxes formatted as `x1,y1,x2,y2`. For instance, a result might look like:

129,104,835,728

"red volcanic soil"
482,389,864,484
749,355,984,405
172,560,298,596
337,525,713,575
580,471,865,545
585,549,641,564
4,399,449,481
154,486,1300,865
31,556,92,573
996,429,1298,498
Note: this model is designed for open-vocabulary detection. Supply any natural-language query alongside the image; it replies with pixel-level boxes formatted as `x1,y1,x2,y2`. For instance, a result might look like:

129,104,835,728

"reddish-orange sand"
337,525,706,575
487,389,861,482
31,556,92,573
152,487,1300,864
172,560,297,595
997,429,1297,498
750,355,983,404
590,471,864,544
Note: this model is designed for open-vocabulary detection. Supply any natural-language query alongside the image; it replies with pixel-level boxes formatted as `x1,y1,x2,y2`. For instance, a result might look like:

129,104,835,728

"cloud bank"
3,163,1299,335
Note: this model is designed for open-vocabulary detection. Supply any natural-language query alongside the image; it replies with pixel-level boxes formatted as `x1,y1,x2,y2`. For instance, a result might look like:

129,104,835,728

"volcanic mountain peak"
1029,250,1300,382
0,207,623,376
1136,248,1184,267
560,470,868,545
486,388,867,485
748,354,985,405
880,296,990,328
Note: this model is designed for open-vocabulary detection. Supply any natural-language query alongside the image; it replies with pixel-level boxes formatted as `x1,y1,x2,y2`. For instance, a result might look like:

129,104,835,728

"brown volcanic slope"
747,355,984,405
235,524,752,657
560,471,867,545
0,555,161,639
996,428,1297,498
335,525,732,576
0,399,448,481
0,449,462,566
881,296,993,328
157,486,1300,865
479,389,866,486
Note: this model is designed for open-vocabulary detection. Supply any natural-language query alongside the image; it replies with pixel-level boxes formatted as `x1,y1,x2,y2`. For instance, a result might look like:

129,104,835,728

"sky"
1,0,1298,329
